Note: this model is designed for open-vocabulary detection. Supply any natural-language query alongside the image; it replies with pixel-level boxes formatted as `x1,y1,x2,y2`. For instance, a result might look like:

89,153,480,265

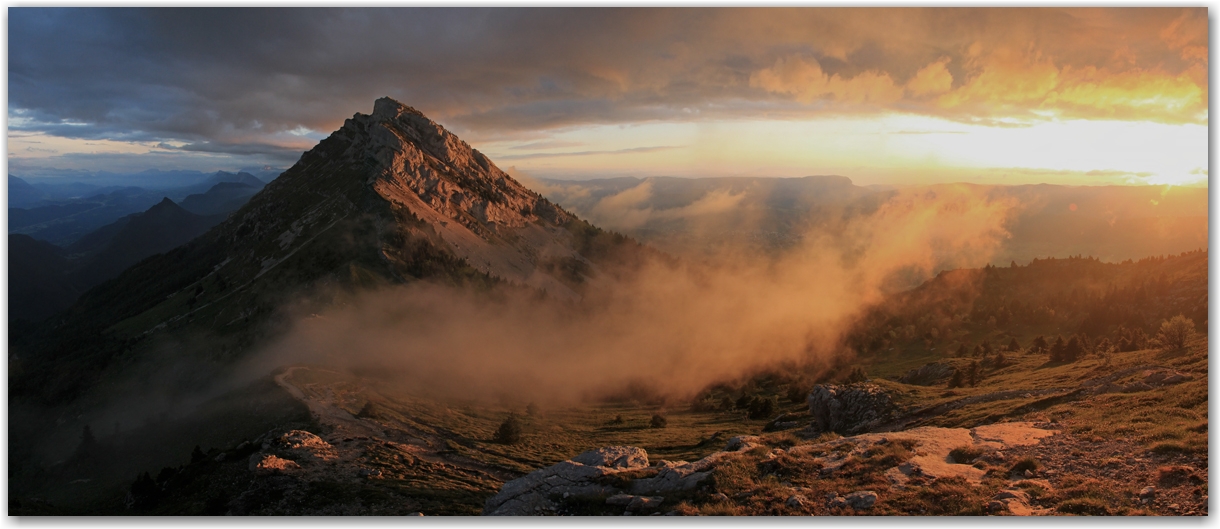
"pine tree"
1007,338,1021,352
494,415,524,444
947,369,964,389
1032,335,1049,354
1049,336,1067,362
966,361,980,387
994,350,1008,368
1064,336,1083,362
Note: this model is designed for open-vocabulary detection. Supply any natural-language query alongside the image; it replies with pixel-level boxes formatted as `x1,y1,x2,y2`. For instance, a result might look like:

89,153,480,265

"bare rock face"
346,97,593,299
572,446,648,469
898,363,955,386
807,383,898,434
483,446,729,515
629,454,727,494
483,447,650,516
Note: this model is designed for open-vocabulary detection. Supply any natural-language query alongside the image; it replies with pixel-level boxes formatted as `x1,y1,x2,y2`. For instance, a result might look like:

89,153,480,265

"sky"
7,7,1210,186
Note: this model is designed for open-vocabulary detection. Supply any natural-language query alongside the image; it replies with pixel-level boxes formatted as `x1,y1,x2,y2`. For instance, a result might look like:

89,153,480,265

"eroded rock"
807,383,898,434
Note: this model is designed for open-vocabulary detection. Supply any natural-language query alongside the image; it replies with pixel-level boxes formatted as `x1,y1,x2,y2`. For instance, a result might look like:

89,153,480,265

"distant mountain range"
9,171,267,247
10,198,226,323
10,167,282,198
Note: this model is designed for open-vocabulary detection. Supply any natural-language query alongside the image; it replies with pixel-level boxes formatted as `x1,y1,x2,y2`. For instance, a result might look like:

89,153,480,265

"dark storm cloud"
10,7,1208,158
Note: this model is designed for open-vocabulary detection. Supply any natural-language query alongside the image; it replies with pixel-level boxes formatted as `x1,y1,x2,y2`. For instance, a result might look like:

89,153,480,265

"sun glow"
479,114,1207,187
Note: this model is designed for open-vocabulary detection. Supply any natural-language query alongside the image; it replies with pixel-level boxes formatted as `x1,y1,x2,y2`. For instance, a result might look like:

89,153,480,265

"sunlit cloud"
8,7,1208,184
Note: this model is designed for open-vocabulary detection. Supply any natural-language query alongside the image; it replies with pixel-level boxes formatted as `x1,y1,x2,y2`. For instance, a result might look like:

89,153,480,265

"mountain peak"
371,96,423,121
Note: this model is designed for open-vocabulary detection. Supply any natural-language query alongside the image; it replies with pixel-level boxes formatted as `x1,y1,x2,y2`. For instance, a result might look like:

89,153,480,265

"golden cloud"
907,58,954,97
742,8,1207,125
750,55,904,105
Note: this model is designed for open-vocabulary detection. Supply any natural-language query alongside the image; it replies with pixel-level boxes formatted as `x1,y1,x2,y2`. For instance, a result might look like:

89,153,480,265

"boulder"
725,435,761,452
807,384,898,434
626,496,664,511
844,490,877,510
825,492,848,509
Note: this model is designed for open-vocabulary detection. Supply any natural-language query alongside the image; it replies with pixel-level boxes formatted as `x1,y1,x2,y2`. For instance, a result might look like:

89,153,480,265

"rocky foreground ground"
111,357,1206,516
482,416,1205,516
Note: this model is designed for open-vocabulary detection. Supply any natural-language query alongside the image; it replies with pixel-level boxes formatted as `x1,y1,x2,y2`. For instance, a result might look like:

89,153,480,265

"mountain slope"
9,187,171,246
13,97,645,406
9,234,78,324
71,198,225,289
9,199,227,326
179,182,262,216
9,175,50,208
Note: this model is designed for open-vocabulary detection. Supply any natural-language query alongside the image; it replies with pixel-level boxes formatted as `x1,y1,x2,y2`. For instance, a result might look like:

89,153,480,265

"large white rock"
483,447,650,516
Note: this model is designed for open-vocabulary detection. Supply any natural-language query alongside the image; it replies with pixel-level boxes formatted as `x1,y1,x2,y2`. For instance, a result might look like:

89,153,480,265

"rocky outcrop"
249,454,301,475
806,383,899,434
483,447,650,515
483,421,1058,515
629,454,727,495
483,446,731,515
898,362,955,386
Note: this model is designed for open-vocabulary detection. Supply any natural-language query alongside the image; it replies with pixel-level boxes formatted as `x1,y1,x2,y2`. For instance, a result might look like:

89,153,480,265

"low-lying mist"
251,184,1016,405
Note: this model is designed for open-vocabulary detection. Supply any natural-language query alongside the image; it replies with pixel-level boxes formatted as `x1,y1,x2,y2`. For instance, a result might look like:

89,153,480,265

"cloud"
9,6,1208,175
247,184,1016,404
907,58,954,97
508,140,586,150
750,55,904,105
495,145,681,160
